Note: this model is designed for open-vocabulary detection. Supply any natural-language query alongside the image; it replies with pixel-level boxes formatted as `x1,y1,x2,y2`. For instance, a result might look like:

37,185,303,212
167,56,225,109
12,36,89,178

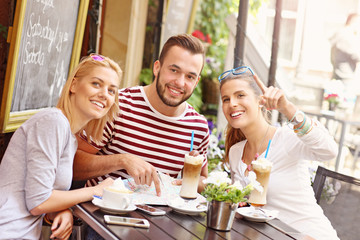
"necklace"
242,125,270,171
254,125,270,160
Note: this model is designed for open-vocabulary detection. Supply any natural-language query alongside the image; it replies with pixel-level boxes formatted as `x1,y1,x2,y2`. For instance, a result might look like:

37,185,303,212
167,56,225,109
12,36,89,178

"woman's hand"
93,177,114,196
253,75,296,118
49,209,73,240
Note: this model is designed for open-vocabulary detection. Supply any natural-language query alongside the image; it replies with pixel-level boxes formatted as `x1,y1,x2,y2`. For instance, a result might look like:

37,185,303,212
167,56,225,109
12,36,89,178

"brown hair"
220,71,271,163
159,34,205,69
57,54,122,142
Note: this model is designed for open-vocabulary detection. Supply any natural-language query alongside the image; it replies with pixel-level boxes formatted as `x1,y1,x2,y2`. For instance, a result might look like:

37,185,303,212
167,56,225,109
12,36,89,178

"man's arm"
73,136,162,195
73,136,124,180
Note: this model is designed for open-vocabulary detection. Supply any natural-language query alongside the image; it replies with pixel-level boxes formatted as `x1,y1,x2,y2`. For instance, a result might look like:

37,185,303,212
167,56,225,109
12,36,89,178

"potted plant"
202,171,262,231
324,93,340,111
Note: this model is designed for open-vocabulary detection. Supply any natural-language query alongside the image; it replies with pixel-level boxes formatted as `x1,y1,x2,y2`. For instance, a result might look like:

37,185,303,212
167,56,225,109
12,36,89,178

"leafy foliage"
201,171,256,204
139,68,153,86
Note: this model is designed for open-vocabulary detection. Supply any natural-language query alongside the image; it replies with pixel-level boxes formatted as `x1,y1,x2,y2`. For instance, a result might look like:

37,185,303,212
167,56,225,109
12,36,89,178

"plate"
167,197,207,216
236,207,278,222
92,197,137,215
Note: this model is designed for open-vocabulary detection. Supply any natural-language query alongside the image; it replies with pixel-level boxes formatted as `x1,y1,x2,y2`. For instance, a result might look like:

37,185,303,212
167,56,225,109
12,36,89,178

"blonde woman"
0,54,122,239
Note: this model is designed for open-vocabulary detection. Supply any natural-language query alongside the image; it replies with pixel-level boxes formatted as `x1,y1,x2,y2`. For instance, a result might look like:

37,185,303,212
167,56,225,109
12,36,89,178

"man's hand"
75,136,161,196
122,154,161,196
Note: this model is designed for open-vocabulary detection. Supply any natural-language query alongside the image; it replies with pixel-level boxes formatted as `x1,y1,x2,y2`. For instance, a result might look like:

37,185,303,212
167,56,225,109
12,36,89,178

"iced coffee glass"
179,153,204,199
248,157,272,207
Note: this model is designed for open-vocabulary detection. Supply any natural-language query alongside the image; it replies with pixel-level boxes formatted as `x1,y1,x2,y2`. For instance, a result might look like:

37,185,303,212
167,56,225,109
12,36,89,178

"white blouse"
229,121,339,240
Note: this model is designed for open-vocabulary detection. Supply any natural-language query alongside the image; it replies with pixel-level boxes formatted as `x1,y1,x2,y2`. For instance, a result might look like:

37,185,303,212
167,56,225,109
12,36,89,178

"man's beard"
155,71,193,107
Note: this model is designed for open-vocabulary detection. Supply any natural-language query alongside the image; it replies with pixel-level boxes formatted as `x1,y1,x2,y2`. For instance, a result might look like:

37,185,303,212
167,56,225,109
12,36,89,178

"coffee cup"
102,187,132,209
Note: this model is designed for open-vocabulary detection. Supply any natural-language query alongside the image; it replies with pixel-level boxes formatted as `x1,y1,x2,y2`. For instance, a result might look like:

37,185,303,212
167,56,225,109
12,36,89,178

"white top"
229,122,340,240
0,108,76,239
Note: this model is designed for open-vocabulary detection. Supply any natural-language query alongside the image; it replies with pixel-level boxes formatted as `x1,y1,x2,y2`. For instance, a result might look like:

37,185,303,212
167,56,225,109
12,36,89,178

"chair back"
312,166,360,240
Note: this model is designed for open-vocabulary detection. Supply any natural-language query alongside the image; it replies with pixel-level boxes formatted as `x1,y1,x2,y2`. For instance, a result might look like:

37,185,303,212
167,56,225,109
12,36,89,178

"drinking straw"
264,139,272,158
190,131,194,151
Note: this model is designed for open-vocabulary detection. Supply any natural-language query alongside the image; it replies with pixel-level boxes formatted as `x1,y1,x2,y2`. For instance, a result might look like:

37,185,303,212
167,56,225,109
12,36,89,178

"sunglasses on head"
218,66,254,82
90,53,105,61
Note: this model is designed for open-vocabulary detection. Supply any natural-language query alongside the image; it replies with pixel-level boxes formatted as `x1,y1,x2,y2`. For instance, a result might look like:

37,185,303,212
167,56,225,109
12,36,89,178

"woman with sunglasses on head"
219,66,339,240
0,54,122,239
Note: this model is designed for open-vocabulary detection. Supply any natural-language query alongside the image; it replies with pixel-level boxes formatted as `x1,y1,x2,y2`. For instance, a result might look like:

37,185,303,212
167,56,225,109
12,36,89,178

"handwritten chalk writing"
23,42,45,66
54,60,66,90
48,60,66,106
27,13,58,52
10,0,80,112
55,31,69,53
34,0,55,14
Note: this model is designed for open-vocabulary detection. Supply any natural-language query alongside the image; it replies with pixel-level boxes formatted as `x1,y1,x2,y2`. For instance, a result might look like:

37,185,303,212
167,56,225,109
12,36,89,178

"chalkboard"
1,0,89,132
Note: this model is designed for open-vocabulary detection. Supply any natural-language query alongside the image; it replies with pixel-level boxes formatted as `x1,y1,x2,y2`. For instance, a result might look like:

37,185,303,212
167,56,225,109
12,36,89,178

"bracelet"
43,214,53,225
293,116,307,131
288,110,301,123
287,110,305,130
297,118,313,137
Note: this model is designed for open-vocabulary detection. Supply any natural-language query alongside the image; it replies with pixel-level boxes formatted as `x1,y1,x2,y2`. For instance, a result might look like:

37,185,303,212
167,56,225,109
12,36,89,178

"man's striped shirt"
84,86,210,186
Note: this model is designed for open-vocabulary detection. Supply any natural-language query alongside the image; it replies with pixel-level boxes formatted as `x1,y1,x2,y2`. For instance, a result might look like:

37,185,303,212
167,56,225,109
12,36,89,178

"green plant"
187,84,203,112
139,68,153,86
201,171,260,204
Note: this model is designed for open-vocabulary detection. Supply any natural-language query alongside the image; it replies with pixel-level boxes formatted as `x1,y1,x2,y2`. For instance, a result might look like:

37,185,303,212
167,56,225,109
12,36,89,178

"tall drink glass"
180,153,204,199
248,157,273,207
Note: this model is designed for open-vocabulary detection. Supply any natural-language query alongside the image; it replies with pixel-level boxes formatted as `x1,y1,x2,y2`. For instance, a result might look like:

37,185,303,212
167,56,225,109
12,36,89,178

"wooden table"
73,202,312,240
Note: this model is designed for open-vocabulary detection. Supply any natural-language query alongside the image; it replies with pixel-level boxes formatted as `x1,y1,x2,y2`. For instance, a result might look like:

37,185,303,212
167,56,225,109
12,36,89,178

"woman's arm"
29,178,113,215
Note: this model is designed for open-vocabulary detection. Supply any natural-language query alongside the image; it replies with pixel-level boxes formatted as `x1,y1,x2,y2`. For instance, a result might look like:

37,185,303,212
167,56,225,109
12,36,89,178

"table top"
74,202,312,240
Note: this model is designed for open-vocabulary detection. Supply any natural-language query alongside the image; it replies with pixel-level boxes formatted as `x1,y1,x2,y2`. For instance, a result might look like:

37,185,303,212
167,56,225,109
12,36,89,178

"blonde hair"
219,71,270,163
57,54,122,142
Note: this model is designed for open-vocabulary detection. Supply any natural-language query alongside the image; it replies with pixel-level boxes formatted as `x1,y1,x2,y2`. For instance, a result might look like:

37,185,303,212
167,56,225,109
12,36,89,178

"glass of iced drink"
248,157,273,207
179,153,204,199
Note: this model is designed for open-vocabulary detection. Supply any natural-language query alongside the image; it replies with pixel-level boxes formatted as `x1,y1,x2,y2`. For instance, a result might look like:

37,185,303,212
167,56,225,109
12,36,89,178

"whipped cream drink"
180,153,204,199
248,157,273,206
106,178,133,194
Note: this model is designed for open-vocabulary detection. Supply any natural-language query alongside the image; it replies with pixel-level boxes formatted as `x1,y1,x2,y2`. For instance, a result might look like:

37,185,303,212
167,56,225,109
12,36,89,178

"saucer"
236,207,278,222
167,197,207,216
92,197,137,215
168,204,207,216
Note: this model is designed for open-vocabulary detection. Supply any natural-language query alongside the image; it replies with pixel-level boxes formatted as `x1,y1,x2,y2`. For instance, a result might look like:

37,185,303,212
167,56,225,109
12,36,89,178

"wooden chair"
312,166,360,240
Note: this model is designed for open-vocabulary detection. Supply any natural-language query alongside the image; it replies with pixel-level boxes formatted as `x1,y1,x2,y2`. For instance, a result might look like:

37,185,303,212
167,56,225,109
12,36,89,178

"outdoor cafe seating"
312,166,360,240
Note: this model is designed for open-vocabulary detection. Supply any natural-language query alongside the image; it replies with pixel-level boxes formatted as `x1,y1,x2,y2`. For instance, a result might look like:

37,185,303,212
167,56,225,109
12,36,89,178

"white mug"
102,187,131,209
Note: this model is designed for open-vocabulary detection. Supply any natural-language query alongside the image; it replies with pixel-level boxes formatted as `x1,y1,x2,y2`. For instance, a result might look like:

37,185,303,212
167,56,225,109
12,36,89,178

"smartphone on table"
104,215,150,228
135,204,166,216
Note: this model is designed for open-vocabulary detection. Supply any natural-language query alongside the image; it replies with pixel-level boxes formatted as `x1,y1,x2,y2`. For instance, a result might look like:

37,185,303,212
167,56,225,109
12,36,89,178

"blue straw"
264,139,272,158
190,131,194,151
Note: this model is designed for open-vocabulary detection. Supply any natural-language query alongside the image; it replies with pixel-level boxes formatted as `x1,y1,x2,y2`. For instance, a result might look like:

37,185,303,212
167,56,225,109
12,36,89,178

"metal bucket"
207,200,238,231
